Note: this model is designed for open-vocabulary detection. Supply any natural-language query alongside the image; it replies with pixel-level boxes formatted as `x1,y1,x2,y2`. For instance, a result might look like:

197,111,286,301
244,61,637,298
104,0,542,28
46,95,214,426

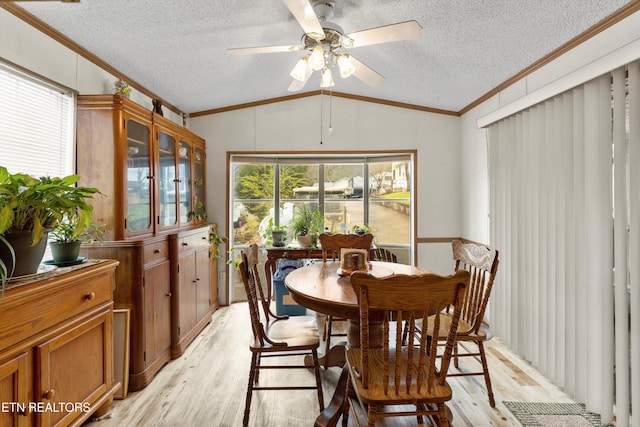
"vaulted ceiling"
11,0,635,115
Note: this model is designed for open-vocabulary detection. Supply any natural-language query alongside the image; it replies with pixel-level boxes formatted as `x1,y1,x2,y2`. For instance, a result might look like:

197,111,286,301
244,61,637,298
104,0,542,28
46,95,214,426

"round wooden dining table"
285,260,427,368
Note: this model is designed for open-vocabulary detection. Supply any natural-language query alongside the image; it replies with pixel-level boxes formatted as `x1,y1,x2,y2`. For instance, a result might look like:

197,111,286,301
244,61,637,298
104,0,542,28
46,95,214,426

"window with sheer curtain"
486,64,639,426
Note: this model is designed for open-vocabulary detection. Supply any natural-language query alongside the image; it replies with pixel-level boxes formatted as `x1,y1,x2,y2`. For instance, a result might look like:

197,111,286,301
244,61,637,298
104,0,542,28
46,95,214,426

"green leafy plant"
114,78,131,98
261,217,287,247
352,224,373,235
0,166,102,245
0,166,102,282
50,215,106,244
291,205,324,237
0,235,14,294
209,226,224,259
291,205,324,247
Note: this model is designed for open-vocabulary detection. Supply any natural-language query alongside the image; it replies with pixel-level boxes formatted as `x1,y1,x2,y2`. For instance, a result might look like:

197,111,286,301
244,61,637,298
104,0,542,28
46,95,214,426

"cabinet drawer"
178,230,209,253
144,240,169,264
0,271,113,349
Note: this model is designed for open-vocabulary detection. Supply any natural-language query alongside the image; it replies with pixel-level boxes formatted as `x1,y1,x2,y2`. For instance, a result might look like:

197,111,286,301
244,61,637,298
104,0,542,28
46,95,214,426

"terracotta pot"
0,230,48,277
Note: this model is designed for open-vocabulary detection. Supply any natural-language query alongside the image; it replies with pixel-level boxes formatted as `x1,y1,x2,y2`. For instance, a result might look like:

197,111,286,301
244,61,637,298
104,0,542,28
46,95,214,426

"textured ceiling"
15,0,633,114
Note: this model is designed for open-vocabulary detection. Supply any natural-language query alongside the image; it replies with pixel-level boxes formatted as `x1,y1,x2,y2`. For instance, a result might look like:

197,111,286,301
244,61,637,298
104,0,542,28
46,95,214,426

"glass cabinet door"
178,141,192,224
193,146,206,221
157,131,178,228
126,118,152,234
193,147,206,219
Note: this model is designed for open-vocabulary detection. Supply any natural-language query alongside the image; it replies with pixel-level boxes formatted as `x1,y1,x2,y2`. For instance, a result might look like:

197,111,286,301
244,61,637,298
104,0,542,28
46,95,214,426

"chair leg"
477,341,496,407
453,342,459,369
342,372,352,427
312,349,325,411
367,404,377,427
253,353,262,384
325,316,333,356
243,352,258,426
437,403,450,426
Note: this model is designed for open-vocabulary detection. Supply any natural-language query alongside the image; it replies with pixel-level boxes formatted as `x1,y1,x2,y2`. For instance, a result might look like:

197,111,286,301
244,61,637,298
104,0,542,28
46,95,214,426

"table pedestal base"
305,319,383,369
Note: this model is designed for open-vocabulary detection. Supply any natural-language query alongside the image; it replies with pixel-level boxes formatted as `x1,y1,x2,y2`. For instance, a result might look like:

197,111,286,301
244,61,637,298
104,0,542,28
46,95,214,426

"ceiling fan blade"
227,45,304,56
346,20,422,48
350,56,384,88
283,0,325,40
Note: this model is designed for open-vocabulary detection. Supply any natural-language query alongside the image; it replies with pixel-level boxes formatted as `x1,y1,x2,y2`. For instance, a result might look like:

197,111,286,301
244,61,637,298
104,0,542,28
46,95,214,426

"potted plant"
262,218,287,247
0,166,102,277
0,235,15,294
114,78,131,98
290,205,324,248
352,224,373,236
49,216,105,264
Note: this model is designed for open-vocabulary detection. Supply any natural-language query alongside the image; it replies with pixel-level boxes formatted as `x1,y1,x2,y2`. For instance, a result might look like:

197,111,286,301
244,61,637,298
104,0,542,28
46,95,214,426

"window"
0,61,74,177
229,153,414,302
0,61,75,261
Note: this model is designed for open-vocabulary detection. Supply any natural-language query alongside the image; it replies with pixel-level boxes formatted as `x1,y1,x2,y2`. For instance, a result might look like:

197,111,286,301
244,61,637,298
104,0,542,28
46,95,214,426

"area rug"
503,402,615,427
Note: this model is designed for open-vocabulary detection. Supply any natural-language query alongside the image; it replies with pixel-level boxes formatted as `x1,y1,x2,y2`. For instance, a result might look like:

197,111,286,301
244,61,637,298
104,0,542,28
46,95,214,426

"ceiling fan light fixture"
320,67,335,88
290,56,310,81
336,54,355,78
309,45,326,71
341,35,354,48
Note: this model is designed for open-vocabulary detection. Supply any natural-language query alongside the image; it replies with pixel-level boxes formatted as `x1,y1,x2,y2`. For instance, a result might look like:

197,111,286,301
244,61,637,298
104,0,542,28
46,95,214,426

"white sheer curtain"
488,65,639,425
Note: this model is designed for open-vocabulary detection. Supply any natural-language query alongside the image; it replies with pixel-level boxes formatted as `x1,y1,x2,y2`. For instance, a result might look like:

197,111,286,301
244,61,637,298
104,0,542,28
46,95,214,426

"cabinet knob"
166,292,172,297
85,292,96,301
43,389,55,400
182,242,188,246
154,249,161,253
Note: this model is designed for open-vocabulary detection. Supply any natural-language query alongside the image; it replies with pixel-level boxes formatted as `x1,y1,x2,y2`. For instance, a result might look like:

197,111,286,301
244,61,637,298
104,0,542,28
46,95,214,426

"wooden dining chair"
239,248,325,426
421,239,500,407
318,233,374,354
344,269,469,427
319,233,374,261
370,247,398,263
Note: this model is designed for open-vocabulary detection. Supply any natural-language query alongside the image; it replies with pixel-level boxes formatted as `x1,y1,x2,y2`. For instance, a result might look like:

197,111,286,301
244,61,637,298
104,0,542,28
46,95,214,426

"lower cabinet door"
144,260,172,369
0,352,31,427
36,307,112,427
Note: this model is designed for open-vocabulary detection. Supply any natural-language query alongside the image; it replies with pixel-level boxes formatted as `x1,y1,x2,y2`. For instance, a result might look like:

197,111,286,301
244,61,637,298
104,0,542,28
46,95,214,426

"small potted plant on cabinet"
291,205,324,248
0,166,102,276
48,215,105,265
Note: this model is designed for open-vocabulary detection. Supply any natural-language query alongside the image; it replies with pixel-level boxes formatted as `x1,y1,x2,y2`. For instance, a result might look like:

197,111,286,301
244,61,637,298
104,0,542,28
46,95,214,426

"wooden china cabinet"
76,94,214,392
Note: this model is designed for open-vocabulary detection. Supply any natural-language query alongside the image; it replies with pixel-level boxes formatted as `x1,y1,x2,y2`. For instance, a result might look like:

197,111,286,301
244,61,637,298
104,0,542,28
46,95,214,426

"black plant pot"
0,230,49,277
49,240,82,264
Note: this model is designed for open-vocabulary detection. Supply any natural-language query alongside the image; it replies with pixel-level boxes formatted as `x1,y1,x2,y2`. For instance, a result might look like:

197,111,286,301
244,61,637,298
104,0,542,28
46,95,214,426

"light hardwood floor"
86,303,578,426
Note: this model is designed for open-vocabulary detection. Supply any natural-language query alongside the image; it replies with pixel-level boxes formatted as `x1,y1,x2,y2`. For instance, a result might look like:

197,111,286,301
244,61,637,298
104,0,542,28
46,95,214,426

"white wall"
0,8,182,125
460,10,640,246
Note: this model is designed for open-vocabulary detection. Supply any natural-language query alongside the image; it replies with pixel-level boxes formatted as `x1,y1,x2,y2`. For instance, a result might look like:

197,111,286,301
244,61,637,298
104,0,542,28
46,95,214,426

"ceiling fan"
227,0,422,92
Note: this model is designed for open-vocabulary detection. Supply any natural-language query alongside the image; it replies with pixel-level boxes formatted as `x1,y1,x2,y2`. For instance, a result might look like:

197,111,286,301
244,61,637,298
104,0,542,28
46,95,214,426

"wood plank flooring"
85,303,578,426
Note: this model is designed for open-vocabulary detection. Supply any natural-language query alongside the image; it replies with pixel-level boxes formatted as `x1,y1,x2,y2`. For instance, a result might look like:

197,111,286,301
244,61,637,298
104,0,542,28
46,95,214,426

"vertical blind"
0,61,74,177
488,64,639,425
